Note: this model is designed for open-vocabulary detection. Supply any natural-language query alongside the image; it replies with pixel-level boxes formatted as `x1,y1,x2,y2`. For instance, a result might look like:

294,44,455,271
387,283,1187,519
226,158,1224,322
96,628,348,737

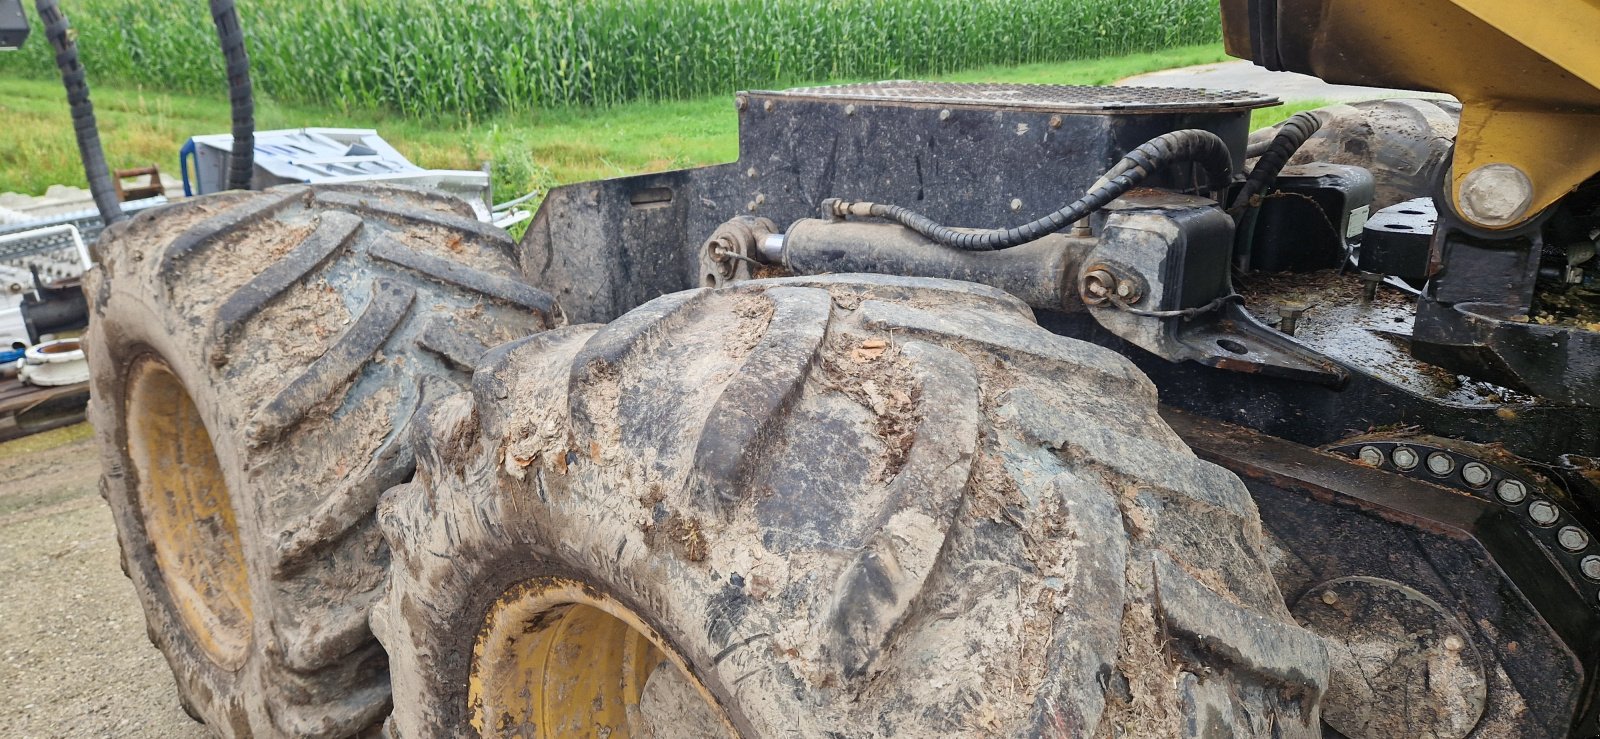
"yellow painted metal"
1451,0,1600,92
125,358,253,669
1221,0,1600,229
470,576,737,738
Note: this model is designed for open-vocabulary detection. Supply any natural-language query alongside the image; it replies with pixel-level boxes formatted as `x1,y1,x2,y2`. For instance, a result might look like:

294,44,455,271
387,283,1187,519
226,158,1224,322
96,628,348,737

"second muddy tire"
85,184,557,737
375,274,1330,737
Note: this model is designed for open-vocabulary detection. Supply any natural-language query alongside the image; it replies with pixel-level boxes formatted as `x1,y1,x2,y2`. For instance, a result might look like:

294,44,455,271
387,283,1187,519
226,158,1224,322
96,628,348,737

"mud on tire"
85,184,557,737
375,274,1329,737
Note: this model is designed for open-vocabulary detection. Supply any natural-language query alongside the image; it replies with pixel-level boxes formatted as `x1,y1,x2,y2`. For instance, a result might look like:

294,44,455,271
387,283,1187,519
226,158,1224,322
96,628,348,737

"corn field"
2,0,1220,117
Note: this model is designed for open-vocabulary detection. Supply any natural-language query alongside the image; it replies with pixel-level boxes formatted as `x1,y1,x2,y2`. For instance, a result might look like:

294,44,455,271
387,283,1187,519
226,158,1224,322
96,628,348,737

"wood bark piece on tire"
374,274,1331,737
85,183,557,737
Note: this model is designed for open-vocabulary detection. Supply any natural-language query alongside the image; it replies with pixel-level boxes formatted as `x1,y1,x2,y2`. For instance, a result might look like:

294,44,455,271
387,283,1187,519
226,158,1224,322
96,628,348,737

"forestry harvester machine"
11,0,1600,735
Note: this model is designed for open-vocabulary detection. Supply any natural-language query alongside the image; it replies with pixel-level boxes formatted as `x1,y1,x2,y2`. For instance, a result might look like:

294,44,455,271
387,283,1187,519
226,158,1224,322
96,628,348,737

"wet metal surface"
1165,409,1596,737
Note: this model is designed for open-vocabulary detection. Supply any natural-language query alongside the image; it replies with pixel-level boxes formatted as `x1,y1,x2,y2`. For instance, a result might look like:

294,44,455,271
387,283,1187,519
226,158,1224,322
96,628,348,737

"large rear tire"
376,275,1329,737
85,184,557,737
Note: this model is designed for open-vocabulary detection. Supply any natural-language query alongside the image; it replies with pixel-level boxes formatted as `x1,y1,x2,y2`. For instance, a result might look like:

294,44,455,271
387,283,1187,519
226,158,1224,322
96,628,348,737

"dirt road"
0,423,207,739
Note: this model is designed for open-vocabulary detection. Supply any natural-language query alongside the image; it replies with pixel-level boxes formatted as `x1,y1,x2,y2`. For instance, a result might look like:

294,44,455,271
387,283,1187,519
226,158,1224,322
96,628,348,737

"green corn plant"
0,0,1221,117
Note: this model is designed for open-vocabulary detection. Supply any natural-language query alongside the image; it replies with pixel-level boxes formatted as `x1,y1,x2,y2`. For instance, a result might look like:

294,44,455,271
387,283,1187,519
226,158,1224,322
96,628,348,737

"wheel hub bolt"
1496,478,1527,503
1558,526,1590,552
1391,446,1419,470
1528,500,1560,526
1277,304,1306,336
1581,555,1600,582
1359,272,1384,303
1426,452,1455,476
1462,462,1492,487
1358,445,1385,467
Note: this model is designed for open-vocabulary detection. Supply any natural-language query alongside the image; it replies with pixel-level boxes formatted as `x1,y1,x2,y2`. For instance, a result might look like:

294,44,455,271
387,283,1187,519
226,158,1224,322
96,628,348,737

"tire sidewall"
89,269,267,733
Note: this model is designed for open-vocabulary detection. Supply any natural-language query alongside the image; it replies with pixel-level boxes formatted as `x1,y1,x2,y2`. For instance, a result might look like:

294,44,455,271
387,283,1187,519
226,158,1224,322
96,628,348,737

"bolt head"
1391,446,1419,470
1009,198,1023,212
939,109,951,121
1443,635,1464,652
1358,445,1385,467
1581,555,1600,581
1496,478,1527,503
1528,499,1560,526
1081,269,1117,304
844,104,856,116
1049,114,1063,129
1559,526,1590,552
1462,462,1492,487
735,95,748,111
1426,452,1455,476
1116,281,1132,298
1458,163,1533,228
763,99,774,112
1321,590,1339,605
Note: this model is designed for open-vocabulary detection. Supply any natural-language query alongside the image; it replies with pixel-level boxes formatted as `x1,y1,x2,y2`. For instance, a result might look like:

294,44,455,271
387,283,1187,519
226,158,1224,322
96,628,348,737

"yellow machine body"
1222,0,1600,229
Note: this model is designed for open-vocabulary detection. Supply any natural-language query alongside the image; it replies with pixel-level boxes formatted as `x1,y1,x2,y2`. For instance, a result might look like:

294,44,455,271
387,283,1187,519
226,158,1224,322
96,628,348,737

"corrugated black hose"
836,129,1234,251
1231,111,1323,210
210,0,254,191
1229,111,1325,269
35,0,124,225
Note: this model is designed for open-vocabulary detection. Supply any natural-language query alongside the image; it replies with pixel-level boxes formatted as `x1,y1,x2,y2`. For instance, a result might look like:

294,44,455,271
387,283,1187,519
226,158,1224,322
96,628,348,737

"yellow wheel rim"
126,358,253,669
471,576,737,738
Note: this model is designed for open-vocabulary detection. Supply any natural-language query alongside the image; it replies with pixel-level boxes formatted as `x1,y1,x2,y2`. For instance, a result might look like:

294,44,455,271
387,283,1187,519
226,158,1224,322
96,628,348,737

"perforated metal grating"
761,81,1279,112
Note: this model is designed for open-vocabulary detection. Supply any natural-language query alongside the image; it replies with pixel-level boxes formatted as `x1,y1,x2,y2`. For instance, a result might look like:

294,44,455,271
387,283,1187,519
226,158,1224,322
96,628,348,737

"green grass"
2,44,1248,201
1251,99,1332,130
0,0,1222,117
0,422,92,459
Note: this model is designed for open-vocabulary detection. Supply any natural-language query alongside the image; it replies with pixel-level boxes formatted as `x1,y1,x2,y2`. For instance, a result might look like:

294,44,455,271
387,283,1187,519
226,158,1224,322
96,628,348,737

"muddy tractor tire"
375,274,1330,737
84,184,558,737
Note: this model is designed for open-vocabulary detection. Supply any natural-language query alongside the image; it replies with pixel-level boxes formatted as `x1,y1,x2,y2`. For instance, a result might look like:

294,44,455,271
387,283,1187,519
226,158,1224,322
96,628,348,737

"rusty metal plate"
756,81,1279,112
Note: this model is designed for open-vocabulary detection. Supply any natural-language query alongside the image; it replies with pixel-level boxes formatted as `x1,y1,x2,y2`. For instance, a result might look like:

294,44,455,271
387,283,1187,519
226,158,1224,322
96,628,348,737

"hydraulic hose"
1230,111,1326,269
835,129,1233,251
35,0,124,225
210,0,255,191
1231,111,1324,210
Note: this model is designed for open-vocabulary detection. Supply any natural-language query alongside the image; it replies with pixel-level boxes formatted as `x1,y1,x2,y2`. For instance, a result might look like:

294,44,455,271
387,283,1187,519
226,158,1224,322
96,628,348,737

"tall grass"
0,0,1220,117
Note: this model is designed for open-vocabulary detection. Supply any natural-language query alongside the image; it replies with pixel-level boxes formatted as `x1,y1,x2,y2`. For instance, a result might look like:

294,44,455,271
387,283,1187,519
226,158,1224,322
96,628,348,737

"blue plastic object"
179,138,197,197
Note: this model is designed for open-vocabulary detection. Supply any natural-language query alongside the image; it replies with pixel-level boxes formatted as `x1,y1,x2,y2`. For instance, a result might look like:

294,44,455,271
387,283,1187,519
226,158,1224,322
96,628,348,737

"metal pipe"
779,218,1093,311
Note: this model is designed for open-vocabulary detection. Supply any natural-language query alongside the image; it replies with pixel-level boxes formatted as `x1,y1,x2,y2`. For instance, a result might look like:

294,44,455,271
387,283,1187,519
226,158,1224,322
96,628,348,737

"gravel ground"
0,423,207,739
